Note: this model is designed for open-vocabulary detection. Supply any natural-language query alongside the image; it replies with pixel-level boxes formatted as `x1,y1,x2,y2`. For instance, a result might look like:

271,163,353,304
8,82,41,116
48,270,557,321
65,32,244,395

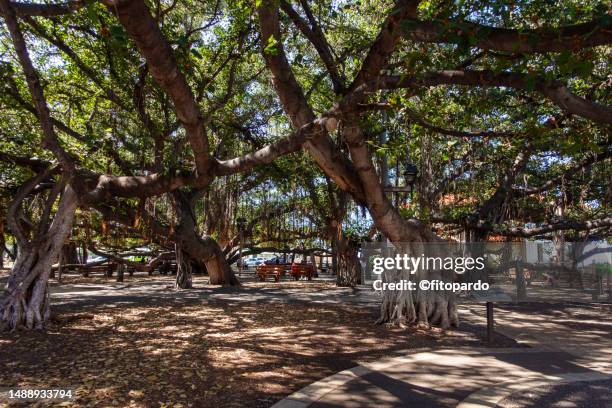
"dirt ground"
0,272,516,408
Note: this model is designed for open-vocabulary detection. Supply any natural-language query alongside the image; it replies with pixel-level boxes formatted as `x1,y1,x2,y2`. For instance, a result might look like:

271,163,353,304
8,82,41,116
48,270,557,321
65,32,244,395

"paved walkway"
465,304,612,374
273,305,612,408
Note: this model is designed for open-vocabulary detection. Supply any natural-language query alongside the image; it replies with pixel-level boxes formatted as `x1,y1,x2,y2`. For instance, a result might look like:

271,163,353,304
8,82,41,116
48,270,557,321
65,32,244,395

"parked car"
86,255,107,264
265,255,288,265
244,257,265,267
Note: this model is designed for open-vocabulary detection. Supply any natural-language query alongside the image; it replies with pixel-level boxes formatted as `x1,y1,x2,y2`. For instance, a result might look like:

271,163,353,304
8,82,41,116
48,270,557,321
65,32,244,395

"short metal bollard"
486,301,495,345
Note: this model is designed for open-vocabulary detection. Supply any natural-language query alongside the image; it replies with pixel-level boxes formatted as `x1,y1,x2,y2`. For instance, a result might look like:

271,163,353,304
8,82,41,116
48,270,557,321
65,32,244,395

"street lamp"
383,161,419,198
404,163,419,196
236,217,246,276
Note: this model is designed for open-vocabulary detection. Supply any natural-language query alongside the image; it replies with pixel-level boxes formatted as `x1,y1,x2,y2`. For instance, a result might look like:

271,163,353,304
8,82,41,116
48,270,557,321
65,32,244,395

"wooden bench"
55,262,117,277
256,264,286,282
508,268,532,282
290,263,315,281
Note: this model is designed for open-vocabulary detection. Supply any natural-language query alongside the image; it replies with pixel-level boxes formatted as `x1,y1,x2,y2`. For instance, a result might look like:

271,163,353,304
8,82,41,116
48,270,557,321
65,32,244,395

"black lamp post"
236,217,246,275
383,162,418,200
404,163,419,196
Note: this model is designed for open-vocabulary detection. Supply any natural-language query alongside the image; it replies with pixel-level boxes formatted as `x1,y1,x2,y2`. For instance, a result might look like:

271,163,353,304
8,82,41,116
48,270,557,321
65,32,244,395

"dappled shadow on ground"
1,295,500,408
477,302,612,372
497,378,612,408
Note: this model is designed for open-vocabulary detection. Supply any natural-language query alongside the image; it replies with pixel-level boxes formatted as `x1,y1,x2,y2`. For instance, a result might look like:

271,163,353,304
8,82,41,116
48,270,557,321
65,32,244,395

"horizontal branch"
371,70,612,124
89,245,173,271
214,120,329,176
79,170,196,203
0,150,51,171
512,151,612,196
228,246,331,264
494,217,612,237
5,1,83,17
402,16,612,53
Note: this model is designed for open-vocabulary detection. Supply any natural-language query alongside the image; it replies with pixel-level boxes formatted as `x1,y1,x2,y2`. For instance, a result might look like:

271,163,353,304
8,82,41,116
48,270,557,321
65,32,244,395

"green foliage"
0,0,609,249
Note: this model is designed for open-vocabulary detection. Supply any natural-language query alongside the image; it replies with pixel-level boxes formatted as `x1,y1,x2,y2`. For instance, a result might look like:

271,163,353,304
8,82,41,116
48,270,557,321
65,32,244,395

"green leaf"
264,35,279,56
109,25,128,43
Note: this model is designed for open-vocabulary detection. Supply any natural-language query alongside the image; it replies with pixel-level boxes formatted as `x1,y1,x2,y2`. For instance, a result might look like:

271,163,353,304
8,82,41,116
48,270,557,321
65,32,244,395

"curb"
272,365,372,408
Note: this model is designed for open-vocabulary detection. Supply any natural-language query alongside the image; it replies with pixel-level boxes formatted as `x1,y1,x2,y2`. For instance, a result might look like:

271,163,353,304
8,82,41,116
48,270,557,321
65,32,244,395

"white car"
86,255,107,264
244,257,265,267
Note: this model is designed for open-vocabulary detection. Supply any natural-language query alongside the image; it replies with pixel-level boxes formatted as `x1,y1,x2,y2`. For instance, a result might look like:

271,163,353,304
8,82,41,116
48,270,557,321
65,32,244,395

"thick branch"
348,0,418,92
7,166,60,246
80,170,196,203
402,17,612,53
4,1,83,17
102,0,211,180
0,150,50,171
214,122,315,176
375,70,612,124
257,1,366,201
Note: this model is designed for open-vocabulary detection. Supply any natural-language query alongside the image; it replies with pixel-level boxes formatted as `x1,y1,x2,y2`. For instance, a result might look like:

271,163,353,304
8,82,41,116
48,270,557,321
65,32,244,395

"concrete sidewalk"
273,303,612,408
464,303,612,374
273,348,610,408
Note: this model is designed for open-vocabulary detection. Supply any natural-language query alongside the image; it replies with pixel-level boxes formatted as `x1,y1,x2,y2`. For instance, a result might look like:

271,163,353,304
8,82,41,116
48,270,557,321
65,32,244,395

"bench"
256,264,286,282
508,268,532,283
56,262,117,277
290,263,315,281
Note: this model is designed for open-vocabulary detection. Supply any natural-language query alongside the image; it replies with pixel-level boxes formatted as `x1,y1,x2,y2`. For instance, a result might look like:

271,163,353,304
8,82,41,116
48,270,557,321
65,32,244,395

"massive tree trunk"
204,239,239,285
341,120,460,328
377,241,459,328
257,2,454,327
172,190,239,287
1,184,78,330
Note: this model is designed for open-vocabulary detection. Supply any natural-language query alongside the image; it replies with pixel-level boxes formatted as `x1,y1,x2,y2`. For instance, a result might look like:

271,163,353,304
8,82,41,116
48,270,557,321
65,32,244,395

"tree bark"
175,243,193,289
80,242,88,264
336,238,362,287
257,1,456,327
116,263,125,283
61,241,78,265
515,260,527,300
172,190,239,286
0,221,5,270
1,185,78,330
377,241,459,329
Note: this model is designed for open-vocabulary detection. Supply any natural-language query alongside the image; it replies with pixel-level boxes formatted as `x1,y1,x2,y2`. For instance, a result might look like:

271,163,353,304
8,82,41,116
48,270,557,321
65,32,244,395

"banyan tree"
1,0,610,330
